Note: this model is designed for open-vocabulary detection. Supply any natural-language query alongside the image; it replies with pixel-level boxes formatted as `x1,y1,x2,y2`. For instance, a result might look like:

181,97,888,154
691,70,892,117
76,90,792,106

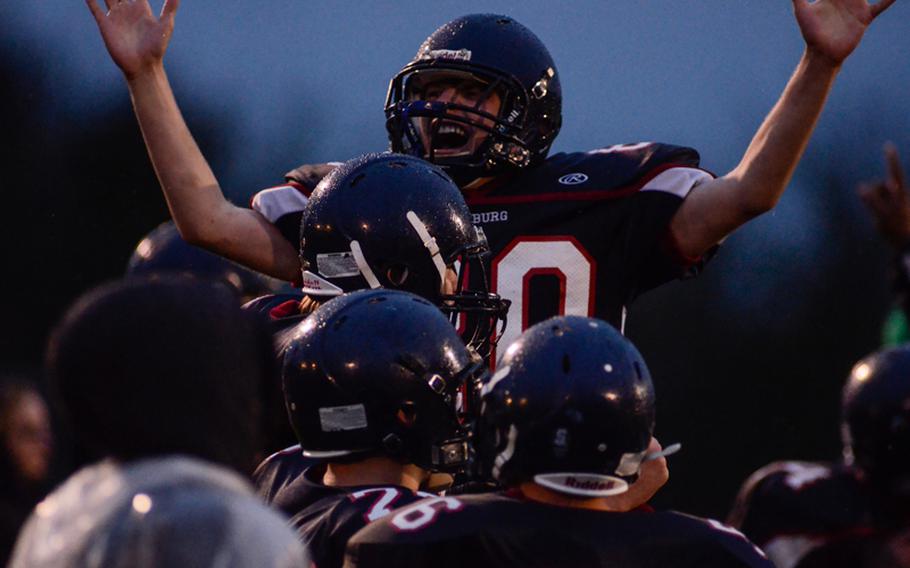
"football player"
728,345,910,568
126,220,288,303
344,316,772,568
262,288,487,568
243,152,508,352
249,153,508,498
85,0,896,348
10,277,308,567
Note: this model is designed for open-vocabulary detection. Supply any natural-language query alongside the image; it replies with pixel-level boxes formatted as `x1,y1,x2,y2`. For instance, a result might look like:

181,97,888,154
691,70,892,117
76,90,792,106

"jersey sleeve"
250,184,308,250
250,162,340,251
587,142,716,297
625,164,716,296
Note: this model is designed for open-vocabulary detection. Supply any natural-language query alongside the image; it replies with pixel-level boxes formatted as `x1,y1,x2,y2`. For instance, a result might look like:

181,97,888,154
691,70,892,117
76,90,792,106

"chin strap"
349,240,382,289
406,211,449,294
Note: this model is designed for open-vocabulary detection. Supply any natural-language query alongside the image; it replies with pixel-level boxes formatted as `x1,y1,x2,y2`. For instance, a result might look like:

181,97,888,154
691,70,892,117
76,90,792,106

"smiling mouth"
432,121,471,151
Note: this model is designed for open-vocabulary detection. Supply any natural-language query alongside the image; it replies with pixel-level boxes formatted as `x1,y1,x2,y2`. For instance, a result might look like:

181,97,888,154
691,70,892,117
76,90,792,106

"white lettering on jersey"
389,497,464,532
491,236,595,359
472,210,509,225
349,488,436,523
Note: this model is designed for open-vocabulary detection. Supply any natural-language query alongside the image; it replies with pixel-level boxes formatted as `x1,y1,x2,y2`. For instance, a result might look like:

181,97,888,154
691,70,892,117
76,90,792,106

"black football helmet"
386,14,562,186
842,345,910,495
127,221,286,302
299,152,509,354
476,316,657,496
281,289,488,472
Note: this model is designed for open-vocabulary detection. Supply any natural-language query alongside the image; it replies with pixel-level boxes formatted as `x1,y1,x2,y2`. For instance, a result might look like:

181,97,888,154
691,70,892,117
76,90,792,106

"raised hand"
793,0,897,65
86,0,180,79
860,144,910,249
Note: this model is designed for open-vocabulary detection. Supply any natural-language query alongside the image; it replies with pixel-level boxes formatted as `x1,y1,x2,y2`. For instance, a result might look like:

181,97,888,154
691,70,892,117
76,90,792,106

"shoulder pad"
486,142,710,202
284,162,344,190
242,293,305,316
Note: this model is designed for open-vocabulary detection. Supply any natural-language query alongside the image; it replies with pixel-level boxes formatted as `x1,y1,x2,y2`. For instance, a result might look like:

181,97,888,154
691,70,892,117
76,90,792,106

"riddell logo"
300,270,343,296
422,48,472,61
302,276,323,289
564,477,617,491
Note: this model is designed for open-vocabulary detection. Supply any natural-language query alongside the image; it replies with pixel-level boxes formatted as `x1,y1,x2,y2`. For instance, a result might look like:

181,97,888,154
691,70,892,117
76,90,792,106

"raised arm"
670,0,897,258
85,0,300,281
860,144,910,249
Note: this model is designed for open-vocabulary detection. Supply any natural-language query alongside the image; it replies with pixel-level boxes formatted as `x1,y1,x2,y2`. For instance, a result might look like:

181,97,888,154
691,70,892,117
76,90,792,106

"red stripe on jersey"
465,163,694,206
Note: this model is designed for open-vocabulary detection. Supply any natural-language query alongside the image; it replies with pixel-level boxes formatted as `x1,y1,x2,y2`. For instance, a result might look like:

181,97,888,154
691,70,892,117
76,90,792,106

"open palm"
793,0,896,64
86,0,179,78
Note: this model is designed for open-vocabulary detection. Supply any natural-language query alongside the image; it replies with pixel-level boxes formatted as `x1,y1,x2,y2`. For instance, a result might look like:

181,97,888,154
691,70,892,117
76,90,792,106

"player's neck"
518,482,626,512
323,456,428,491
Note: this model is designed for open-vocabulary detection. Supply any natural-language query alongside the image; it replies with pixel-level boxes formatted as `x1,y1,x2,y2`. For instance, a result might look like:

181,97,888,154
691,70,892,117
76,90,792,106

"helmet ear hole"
386,265,410,287
396,402,419,427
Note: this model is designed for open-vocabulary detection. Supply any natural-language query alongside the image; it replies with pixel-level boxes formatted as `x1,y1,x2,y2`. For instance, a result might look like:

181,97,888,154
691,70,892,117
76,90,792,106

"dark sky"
4,1,910,518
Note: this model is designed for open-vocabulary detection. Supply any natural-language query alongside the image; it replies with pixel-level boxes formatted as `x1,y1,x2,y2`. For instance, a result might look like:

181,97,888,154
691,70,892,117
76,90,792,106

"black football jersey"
252,444,319,506
269,462,432,568
251,143,713,355
344,491,772,568
728,461,875,567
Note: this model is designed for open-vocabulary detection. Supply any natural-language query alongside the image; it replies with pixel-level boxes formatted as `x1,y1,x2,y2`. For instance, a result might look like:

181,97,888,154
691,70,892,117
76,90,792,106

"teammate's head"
842,345,910,496
45,277,275,472
282,289,487,473
299,152,509,353
127,221,284,302
386,14,562,186
476,316,656,497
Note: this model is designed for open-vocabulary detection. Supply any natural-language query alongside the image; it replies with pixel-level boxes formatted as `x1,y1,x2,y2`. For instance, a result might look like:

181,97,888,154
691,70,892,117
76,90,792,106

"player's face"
413,74,502,158
5,391,53,482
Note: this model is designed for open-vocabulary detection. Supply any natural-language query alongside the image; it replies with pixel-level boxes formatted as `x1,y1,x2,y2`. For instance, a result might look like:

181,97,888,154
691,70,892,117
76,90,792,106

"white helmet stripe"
406,211,448,293
349,240,382,289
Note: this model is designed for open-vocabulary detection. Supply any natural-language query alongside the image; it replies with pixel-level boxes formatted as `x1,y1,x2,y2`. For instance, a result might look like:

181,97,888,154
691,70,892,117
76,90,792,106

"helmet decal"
533,473,629,498
300,270,344,297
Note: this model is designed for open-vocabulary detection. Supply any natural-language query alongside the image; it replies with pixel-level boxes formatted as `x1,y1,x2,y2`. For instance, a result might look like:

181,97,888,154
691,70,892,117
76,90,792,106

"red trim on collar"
269,299,302,320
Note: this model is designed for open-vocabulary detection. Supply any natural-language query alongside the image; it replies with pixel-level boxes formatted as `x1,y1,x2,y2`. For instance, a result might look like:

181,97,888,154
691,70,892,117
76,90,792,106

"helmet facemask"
436,224,510,360
387,65,537,186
